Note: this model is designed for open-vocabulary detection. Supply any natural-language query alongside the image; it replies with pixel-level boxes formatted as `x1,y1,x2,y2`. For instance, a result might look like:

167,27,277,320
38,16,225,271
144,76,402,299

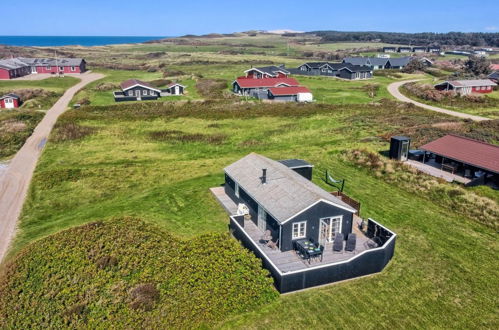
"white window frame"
143,89,148,95
71,66,76,71
46,66,52,70
5,98,13,104
59,66,64,71
292,221,307,240
234,183,240,198
128,91,133,96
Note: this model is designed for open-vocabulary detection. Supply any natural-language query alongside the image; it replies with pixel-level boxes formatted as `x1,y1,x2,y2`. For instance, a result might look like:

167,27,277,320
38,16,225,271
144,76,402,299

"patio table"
296,239,323,263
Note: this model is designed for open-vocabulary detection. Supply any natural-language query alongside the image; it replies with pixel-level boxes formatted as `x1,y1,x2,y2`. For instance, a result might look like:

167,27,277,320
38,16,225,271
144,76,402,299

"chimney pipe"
262,168,267,184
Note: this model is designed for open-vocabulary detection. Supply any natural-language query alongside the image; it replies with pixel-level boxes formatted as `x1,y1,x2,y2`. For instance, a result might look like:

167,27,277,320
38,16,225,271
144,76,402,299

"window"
292,221,306,239
235,183,239,198
143,90,148,95
301,66,306,71
128,91,133,96
46,66,52,70
59,66,64,71
71,66,76,71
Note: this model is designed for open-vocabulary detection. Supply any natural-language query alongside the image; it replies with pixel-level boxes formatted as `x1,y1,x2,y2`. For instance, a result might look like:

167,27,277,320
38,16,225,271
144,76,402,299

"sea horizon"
0,35,171,47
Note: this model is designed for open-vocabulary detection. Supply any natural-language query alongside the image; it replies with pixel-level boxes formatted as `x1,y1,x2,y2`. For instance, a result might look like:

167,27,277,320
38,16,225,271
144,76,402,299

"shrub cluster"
149,129,227,145
195,78,228,98
0,110,45,158
94,82,119,91
0,218,278,328
342,150,499,230
52,122,96,142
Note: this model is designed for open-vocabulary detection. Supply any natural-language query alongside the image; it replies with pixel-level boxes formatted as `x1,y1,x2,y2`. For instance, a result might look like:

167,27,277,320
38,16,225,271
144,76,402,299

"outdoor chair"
267,239,279,250
260,230,272,244
345,233,356,252
333,233,344,252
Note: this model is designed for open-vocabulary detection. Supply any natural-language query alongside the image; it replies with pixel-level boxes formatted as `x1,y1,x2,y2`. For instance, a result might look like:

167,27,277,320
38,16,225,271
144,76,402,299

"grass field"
4,99,497,328
1,34,498,328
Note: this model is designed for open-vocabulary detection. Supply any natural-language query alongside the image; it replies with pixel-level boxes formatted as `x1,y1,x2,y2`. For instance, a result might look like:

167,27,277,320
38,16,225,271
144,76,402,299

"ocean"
0,36,168,47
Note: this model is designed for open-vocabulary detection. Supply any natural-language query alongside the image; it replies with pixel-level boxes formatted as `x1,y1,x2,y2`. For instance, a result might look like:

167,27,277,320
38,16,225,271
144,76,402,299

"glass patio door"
319,217,342,245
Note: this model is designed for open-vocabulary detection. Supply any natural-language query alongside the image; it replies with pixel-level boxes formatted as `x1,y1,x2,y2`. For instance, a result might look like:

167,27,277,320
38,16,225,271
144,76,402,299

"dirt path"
0,72,104,263
387,79,490,122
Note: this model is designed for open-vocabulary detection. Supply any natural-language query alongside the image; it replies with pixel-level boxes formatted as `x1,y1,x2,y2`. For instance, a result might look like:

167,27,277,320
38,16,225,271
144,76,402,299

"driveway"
0,72,104,263
387,79,490,122
10,73,85,81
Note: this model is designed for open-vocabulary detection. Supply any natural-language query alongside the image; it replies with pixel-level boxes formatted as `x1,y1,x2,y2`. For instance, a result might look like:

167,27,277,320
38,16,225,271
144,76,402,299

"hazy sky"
2,0,498,36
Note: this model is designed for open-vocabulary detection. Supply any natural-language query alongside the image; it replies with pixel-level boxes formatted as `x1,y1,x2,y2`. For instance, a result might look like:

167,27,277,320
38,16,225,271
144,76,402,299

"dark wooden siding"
229,216,396,293
280,201,353,252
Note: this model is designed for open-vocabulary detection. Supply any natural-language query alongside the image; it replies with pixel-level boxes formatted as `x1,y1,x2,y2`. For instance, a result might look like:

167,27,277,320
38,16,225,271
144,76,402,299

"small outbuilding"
434,79,497,95
383,47,396,53
0,93,21,109
162,82,185,95
267,86,313,102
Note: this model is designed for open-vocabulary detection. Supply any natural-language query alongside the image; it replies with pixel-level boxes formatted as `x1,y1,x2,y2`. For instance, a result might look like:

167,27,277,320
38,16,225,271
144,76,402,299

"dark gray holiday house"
291,62,372,79
211,153,397,293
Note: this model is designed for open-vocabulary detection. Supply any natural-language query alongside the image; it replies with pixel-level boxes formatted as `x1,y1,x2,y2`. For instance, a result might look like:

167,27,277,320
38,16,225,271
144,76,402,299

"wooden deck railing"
331,191,361,214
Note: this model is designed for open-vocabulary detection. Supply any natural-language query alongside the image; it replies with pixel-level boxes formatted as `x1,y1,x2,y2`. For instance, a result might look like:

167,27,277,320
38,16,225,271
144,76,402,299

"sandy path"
387,79,490,122
0,72,104,262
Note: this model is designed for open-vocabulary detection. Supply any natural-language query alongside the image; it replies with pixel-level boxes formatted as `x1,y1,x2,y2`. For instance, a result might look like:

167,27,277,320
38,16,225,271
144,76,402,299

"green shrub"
0,218,278,328
52,122,95,142
149,130,227,144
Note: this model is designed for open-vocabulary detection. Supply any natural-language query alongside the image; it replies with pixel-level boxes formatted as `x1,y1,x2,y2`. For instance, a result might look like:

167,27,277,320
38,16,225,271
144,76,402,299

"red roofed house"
419,134,499,187
434,79,496,95
0,93,21,109
268,86,313,102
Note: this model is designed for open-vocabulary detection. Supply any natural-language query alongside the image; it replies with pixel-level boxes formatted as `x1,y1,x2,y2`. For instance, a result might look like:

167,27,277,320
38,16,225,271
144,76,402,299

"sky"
1,0,498,36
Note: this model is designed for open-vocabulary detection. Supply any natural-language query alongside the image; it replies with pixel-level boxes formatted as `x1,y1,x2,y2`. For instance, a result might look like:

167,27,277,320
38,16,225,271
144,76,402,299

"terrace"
211,186,396,293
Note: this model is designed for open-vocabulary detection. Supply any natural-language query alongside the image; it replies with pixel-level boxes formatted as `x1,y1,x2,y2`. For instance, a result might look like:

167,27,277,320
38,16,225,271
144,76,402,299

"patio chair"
333,233,344,252
345,233,356,252
260,230,272,244
267,239,279,250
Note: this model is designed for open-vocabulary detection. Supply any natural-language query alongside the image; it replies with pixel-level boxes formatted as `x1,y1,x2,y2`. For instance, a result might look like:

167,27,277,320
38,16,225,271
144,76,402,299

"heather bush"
0,218,278,328
52,122,96,142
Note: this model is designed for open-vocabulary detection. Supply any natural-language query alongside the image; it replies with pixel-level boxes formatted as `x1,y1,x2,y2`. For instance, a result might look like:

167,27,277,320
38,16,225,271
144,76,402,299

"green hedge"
0,218,278,328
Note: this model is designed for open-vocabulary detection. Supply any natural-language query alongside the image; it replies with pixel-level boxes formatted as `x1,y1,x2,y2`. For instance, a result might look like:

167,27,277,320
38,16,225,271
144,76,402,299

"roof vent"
261,168,267,184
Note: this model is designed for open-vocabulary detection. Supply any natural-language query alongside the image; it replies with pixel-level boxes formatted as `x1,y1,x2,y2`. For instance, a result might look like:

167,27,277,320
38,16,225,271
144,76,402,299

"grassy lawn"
5,99,497,328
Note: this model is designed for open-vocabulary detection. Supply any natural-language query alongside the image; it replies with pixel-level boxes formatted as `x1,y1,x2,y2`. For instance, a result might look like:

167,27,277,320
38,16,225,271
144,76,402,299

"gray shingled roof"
343,57,371,66
224,153,356,222
488,71,499,80
388,56,411,67
301,62,371,72
0,58,30,70
17,57,84,67
248,65,290,76
0,93,20,100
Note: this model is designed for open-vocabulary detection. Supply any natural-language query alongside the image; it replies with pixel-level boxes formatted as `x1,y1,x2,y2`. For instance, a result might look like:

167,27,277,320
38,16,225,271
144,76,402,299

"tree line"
309,31,499,47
